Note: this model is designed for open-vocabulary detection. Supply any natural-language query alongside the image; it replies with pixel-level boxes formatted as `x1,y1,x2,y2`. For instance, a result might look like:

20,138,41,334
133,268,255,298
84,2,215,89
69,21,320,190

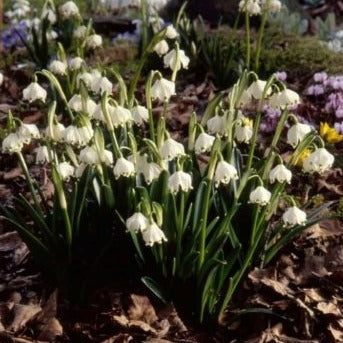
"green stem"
175,192,185,273
245,11,251,70
246,111,262,170
17,153,43,217
198,178,213,272
254,12,267,73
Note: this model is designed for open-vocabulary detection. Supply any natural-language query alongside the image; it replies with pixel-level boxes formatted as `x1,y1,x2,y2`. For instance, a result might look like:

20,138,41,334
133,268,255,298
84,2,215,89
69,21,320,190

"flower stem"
254,12,267,73
245,12,251,70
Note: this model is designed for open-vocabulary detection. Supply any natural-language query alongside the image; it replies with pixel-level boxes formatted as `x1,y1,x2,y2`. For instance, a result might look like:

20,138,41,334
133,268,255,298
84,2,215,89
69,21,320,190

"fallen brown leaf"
8,303,42,332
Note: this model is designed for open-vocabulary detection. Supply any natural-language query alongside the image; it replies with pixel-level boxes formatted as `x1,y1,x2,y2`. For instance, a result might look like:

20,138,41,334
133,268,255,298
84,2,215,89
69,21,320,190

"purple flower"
307,85,325,96
274,71,287,82
334,122,343,134
314,72,328,83
335,107,343,118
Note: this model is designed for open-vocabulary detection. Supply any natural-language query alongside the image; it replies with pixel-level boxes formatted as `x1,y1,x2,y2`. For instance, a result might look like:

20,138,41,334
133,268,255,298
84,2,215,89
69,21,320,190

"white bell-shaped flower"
235,117,253,143
247,79,271,100
303,148,334,174
18,123,40,143
79,146,99,165
132,105,149,126
42,8,56,24
160,138,185,161
263,0,282,12
269,164,292,184
23,82,47,103
239,0,262,16
151,78,176,101
270,89,301,109
282,206,307,227
45,123,65,142
35,146,52,164
142,222,168,247
110,106,132,128
207,115,227,136
61,125,83,146
48,60,67,75
113,157,135,179
154,40,169,56
2,133,24,154
73,25,87,39
163,49,190,71
168,171,192,193
126,212,149,233
85,34,103,49
91,76,113,95
77,72,93,89
75,163,87,178
214,161,238,187
57,161,75,180
68,57,84,71
195,132,215,154
68,95,97,117
78,125,94,146
0,72,3,86
59,1,79,19
287,123,311,148
249,186,271,206
135,154,162,184
165,25,179,39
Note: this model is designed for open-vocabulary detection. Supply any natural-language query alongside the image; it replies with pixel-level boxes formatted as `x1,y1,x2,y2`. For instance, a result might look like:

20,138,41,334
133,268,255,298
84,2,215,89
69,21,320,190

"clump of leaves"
256,29,343,81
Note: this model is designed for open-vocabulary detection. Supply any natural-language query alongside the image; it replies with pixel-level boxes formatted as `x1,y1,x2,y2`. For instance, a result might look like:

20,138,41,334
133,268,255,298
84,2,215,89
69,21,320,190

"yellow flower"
319,122,343,144
296,148,312,167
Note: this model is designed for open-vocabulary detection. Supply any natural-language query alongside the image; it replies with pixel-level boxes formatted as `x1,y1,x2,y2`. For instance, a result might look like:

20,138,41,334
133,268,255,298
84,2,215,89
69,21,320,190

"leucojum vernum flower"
0,0,334,325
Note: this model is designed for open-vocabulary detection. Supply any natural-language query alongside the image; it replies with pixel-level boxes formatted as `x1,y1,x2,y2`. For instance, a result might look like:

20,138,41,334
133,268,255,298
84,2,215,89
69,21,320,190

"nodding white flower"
110,106,132,128
23,82,47,103
287,123,311,148
160,138,185,161
113,157,135,179
168,171,193,193
214,161,238,187
135,154,162,184
62,125,83,146
49,60,67,75
132,105,149,126
74,25,87,39
0,73,3,86
68,95,97,117
78,125,94,145
142,222,167,247
76,72,94,89
195,132,215,154
75,163,87,178
35,146,52,164
45,123,65,142
263,0,282,12
269,164,292,184
151,78,176,101
247,79,271,100
93,103,112,123
85,34,103,49
42,8,56,24
18,123,40,143
303,148,334,174
165,25,179,39
154,40,169,56
68,57,84,71
249,186,271,206
126,212,149,233
235,117,253,143
207,115,227,136
282,206,307,227
79,145,113,165
270,89,301,109
239,0,262,16
59,1,79,19
90,76,113,95
163,49,190,71
46,30,58,41
57,161,75,181
2,133,24,154
238,90,252,107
